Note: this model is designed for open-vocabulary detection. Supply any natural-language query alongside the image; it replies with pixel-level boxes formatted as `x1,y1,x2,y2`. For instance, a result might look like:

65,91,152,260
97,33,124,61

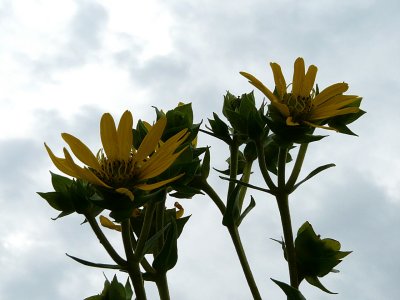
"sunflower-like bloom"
45,111,189,198
240,57,361,130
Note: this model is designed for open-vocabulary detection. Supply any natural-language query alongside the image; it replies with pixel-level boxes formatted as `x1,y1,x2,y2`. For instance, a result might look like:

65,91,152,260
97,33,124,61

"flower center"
283,93,313,122
92,150,139,187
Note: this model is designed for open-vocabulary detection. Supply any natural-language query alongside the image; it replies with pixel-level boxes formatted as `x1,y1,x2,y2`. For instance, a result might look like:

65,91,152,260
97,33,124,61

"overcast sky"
1,0,400,299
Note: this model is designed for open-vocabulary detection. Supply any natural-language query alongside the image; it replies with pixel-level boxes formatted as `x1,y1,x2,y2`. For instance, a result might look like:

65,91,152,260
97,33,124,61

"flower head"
240,57,362,131
45,111,189,197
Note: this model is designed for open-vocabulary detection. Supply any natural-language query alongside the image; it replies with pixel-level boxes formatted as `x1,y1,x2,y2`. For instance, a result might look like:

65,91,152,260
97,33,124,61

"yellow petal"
100,113,119,160
44,143,78,177
292,57,305,96
135,117,167,163
239,71,279,103
117,110,133,160
310,107,360,120
300,65,317,97
61,133,100,170
286,116,300,126
99,215,122,232
270,62,287,97
135,173,184,191
313,83,349,107
115,187,135,201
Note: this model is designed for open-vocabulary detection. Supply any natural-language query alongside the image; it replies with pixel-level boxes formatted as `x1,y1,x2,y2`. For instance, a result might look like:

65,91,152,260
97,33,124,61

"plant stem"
256,139,276,191
237,160,253,211
155,273,171,300
121,219,147,300
135,203,156,258
228,137,239,197
228,225,262,300
276,147,298,289
286,143,308,190
199,180,226,215
84,213,126,267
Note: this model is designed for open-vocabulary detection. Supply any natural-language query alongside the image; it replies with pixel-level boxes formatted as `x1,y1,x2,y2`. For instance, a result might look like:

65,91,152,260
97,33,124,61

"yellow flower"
240,57,361,130
45,111,189,197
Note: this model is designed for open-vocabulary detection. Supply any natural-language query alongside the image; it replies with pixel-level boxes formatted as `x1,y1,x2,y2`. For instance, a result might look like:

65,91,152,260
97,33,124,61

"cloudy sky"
1,0,400,299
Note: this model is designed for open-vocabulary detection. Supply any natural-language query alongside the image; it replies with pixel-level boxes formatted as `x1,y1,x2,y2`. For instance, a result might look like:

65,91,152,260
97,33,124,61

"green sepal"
262,138,293,175
214,151,246,176
207,112,232,144
290,163,336,192
271,278,306,300
152,217,179,272
327,98,365,136
85,275,132,300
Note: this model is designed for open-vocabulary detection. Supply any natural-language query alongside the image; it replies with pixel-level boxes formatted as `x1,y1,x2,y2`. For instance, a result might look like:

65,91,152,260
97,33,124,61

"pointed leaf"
305,276,337,294
271,278,307,300
237,196,256,226
291,164,335,192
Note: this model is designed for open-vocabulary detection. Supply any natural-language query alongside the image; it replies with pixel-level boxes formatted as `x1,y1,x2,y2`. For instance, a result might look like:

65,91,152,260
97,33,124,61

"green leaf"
152,218,178,272
66,253,123,270
291,163,336,192
109,275,128,300
305,276,336,294
271,278,307,300
201,147,211,179
208,112,232,143
143,223,171,256
222,184,242,226
237,196,256,226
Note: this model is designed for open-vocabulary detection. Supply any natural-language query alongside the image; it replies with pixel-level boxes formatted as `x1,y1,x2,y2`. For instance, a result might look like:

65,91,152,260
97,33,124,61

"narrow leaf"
271,278,307,300
291,164,335,192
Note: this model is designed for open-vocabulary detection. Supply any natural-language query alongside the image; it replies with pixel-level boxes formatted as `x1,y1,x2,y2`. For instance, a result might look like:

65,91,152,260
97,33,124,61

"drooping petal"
100,113,119,160
270,62,287,98
292,57,305,96
300,65,317,97
62,148,110,188
99,215,122,232
313,83,349,107
117,110,133,161
135,173,185,191
240,71,279,103
135,117,167,163
115,187,134,201
44,143,78,177
286,117,300,126
61,133,101,170
240,71,290,117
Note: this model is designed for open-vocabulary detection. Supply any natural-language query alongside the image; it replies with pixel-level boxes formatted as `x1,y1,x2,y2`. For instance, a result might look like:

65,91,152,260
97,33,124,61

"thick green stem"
84,213,126,267
121,219,147,300
155,273,171,300
276,147,298,289
228,225,262,300
286,143,308,190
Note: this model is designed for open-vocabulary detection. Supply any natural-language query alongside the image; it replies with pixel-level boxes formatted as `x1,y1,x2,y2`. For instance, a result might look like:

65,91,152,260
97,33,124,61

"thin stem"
276,147,298,289
198,180,226,215
155,273,171,300
228,137,239,197
121,219,147,300
129,227,156,275
237,160,253,211
256,139,276,191
228,225,262,300
286,143,308,190
135,203,156,258
84,213,126,267
276,193,298,289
